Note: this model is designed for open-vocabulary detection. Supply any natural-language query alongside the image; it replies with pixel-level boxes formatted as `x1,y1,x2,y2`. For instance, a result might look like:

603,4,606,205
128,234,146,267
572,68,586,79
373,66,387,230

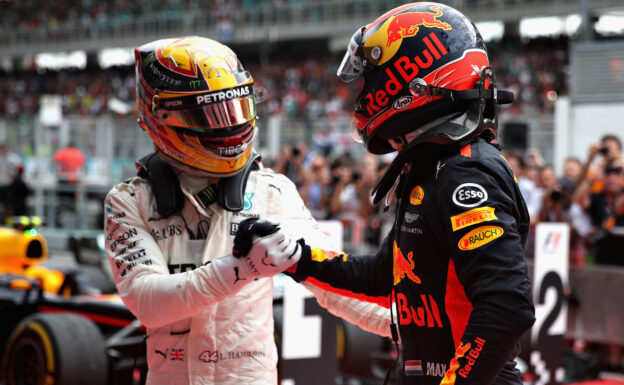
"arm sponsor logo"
457,337,486,379
442,342,471,385
458,225,503,251
450,207,497,231
451,183,487,207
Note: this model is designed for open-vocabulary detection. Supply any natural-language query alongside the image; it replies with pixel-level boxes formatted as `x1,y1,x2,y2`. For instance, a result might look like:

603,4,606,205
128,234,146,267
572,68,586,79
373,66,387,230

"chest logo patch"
452,183,487,207
450,207,497,231
393,241,421,285
409,186,424,205
243,192,254,211
458,225,504,250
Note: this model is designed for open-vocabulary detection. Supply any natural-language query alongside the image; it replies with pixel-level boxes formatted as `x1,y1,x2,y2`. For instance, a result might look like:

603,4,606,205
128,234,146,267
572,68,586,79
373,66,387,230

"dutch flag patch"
405,360,423,376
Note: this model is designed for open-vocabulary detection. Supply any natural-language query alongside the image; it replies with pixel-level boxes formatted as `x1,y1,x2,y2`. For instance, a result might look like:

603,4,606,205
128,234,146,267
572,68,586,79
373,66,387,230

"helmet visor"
158,93,256,130
337,28,365,83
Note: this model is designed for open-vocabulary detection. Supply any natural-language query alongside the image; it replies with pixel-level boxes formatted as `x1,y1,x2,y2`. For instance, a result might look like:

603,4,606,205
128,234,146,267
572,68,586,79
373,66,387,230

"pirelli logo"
450,207,497,232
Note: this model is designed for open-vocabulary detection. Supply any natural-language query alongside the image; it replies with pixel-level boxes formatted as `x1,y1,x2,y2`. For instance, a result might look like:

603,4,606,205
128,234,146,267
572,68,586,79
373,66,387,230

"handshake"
211,218,304,294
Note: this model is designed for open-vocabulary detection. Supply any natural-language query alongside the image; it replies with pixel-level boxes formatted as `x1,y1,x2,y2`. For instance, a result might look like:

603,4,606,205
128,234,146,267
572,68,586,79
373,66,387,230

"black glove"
232,218,280,258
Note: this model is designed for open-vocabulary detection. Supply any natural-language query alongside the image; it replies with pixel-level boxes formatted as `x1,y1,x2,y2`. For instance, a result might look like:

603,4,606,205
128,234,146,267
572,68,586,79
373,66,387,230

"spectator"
537,177,592,265
580,158,624,266
300,154,331,219
273,142,311,194
0,143,23,222
575,134,623,197
538,164,557,192
524,148,545,169
52,141,86,227
505,152,543,222
365,158,395,247
563,156,583,186
322,154,373,248
53,141,86,185
8,165,29,217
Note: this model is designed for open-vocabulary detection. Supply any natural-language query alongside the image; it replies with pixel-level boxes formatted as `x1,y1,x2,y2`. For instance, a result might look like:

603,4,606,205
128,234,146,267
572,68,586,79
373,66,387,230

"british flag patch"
170,348,185,361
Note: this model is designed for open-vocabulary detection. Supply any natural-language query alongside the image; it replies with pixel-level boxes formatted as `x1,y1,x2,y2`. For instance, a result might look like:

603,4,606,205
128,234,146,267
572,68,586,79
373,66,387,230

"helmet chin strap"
177,171,218,195
387,114,458,152
137,150,262,216
168,150,263,212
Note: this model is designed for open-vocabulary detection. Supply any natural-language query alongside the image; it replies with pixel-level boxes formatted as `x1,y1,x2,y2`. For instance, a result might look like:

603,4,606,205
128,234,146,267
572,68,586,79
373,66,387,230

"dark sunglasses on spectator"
605,166,623,175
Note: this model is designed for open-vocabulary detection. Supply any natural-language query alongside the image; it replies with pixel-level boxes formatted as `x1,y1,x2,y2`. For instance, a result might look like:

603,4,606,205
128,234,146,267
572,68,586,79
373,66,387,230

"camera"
599,146,609,156
549,189,563,202
291,146,301,157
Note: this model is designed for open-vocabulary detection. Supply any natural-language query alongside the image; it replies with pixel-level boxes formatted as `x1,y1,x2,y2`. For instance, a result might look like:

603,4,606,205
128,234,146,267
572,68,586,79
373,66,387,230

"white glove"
211,230,302,294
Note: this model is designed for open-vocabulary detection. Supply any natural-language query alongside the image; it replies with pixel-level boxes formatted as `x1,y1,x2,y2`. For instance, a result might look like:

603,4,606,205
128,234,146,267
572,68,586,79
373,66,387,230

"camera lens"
550,190,563,201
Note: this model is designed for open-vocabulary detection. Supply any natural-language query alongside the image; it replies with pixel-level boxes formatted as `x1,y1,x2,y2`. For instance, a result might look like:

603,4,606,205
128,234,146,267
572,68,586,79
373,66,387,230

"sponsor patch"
230,222,239,235
401,225,423,235
409,186,424,205
243,192,254,211
452,183,487,208
450,207,497,231
404,212,420,223
405,360,424,376
457,337,486,379
393,96,412,110
458,225,504,251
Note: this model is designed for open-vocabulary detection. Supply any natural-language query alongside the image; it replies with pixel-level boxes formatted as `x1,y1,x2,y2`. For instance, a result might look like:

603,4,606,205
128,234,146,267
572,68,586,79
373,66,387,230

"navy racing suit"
290,137,535,385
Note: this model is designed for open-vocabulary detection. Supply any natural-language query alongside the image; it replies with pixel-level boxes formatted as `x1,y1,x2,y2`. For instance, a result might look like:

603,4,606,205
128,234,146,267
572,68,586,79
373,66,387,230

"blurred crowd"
257,134,624,270
0,0,242,36
503,134,624,268
0,36,568,121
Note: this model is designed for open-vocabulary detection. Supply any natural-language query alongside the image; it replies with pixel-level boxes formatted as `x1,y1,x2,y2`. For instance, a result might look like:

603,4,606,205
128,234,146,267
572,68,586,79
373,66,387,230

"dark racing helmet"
337,2,514,154
135,36,257,177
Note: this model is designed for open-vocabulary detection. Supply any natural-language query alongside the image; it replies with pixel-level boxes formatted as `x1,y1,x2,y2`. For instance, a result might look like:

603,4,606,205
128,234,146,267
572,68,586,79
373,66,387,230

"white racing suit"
104,168,390,385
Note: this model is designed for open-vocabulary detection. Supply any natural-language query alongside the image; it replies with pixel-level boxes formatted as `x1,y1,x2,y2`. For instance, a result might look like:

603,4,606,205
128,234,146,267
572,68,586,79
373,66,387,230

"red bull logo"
441,342,471,385
457,337,486,379
386,6,452,48
393,241,421,285
397,292,443,328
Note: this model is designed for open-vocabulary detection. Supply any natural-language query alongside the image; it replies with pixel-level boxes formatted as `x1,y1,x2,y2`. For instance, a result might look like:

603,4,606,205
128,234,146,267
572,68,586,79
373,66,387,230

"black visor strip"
413,84,514,105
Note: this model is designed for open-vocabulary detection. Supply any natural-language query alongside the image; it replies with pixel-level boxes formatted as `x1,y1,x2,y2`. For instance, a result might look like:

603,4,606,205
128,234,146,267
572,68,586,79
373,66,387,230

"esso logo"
452,183,488,207
392,96,412,111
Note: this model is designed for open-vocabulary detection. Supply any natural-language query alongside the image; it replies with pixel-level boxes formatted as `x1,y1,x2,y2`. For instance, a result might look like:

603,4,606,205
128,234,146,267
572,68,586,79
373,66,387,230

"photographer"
273,141,312,194
574,134,622,197
579,158,624,266
537,177,592,265
327,155,375,248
